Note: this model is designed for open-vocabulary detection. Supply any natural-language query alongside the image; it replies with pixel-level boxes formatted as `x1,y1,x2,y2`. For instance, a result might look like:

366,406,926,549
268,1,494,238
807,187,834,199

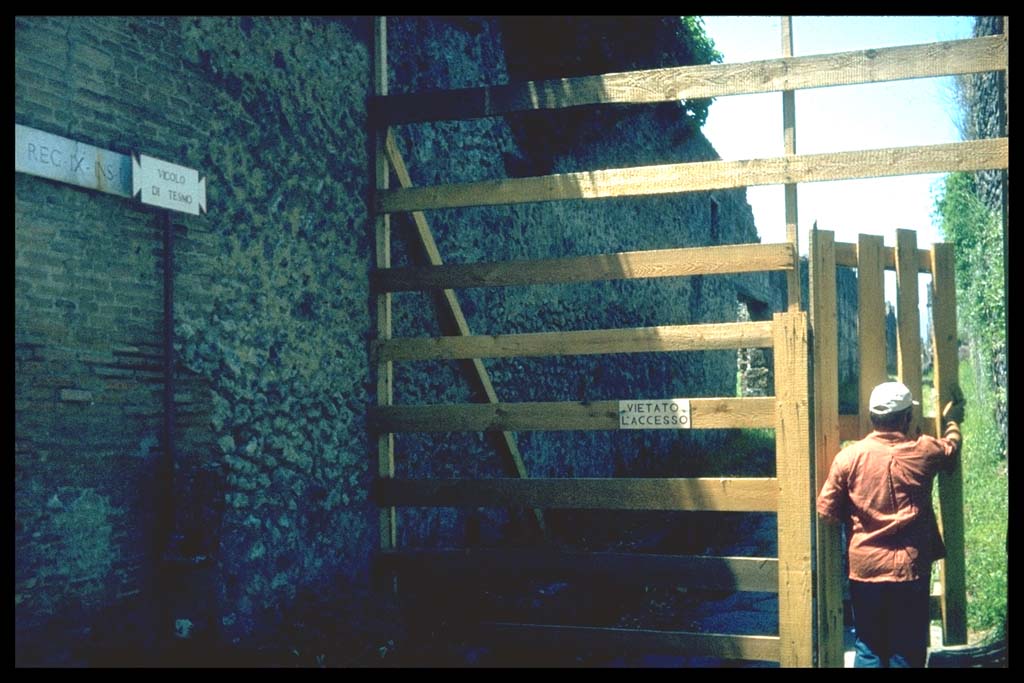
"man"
817,381,966,668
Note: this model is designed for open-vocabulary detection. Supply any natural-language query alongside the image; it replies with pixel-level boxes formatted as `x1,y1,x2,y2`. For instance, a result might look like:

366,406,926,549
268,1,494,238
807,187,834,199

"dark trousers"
849,577,931,668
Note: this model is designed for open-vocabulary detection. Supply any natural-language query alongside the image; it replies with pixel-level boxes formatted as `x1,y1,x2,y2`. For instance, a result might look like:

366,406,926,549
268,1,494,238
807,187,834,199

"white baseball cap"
868,381,920,416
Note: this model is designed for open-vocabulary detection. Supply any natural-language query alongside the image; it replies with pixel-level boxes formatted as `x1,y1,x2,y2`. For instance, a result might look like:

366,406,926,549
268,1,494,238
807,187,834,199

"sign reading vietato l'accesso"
132,153,207,216
618,399,692,429
15,124,133,197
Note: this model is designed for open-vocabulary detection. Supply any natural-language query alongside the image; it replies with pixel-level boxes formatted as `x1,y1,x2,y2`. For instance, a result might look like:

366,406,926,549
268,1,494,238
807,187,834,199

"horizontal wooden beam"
373,242,795,292
371,397,776,432
376,549,779,592
375,477,779,512
478,623,780,662
834,241,933,272
374,321,775,362
373,35,1006,125
376,139,1008,213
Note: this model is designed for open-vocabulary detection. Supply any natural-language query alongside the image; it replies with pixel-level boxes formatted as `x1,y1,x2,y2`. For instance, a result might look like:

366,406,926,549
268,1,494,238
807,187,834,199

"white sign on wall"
132,153,207,216
618,398,692,429
15,124,133,197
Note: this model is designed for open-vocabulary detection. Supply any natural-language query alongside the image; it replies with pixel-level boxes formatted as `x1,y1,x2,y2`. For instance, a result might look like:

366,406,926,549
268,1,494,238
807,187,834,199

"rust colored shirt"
816,429,958,582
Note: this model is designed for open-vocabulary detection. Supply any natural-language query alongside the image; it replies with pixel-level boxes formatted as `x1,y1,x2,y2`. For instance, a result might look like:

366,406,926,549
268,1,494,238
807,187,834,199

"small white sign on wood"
132,153,207,215
618,398,692,429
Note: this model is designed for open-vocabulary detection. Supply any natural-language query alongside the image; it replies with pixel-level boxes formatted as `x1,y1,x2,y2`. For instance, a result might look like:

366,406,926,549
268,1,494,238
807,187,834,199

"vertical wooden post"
931,243,967,645
781,17,801,312
809,229,844,667
857,234,887,437
774,311,814,667
372,17,396,554
895,229,923,434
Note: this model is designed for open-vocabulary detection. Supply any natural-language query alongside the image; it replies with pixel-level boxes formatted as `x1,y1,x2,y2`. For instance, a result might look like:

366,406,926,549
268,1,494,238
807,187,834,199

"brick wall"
15,16,219,665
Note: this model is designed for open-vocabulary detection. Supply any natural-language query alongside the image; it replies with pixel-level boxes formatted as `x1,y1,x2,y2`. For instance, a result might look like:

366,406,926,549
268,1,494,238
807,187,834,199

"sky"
699,15,976,331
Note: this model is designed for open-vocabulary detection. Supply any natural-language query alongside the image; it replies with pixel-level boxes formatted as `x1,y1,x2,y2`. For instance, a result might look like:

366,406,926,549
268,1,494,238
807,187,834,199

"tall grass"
955,361,1008,641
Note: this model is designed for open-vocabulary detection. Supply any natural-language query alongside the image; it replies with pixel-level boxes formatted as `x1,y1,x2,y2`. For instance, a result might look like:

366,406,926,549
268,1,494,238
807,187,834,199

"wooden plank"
377,139,1008,213
372,242,796,292
808,233,844,667
372,35,1007,125
857,234,888,438
773,311,814,667
930,243,967,645
835,241,932,272
375,321,775,363
479,623,780,663
371,397,776,432
895,229,923,433
782,16,801,313
375,477,779,512
377,549,780,592
383,130,547,540
371,16,396,554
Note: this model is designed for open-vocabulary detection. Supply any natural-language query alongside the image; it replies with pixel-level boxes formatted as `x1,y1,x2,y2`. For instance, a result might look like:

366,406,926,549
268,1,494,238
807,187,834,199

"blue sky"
700,15,975,251
699,16,976,326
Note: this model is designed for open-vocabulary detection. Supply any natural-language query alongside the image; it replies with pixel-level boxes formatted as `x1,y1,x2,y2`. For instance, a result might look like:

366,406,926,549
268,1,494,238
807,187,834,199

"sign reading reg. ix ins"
15,124,206,216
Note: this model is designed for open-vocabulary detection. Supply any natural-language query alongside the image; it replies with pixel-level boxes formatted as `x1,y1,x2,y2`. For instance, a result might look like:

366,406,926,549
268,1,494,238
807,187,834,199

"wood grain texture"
895,229,923,433
371,397,776,432
376,549,779,592
808,232,844,668
372,242,796,292
857,234,888,438
375,477,779,512
835,241,932,272
478,623,781,662
377,139,1008,213
372,16,396,553
372,35,1007,125
782,16,802,313
930,243,967,645
375,321,775,362
384,130,547,539
773,311,814,667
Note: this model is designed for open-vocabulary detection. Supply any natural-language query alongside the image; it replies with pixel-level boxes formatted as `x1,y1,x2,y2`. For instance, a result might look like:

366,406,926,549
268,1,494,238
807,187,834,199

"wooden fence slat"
371,16,396,553
377,139,1008,214
857,234,888,438
835,241,932,272
375,321,775,362
372,242,795,292
371,397,776,432
375,477,779,512
782,16,801,313
377,549,779,592
373,35,1006,125
383,129,547,539
808,233,844,668
895,229,924,432
930,243,967,645
773,311,814,667
478,623,781,663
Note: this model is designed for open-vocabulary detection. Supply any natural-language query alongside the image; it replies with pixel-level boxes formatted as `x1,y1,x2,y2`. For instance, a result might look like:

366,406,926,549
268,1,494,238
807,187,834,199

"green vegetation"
681,16,724,130
956,361,1008,640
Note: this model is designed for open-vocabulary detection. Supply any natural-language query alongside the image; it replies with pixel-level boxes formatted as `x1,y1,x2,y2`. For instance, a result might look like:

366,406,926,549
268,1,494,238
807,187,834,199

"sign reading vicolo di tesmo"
618,398,692,429
132,153,207,216
15,123,133,197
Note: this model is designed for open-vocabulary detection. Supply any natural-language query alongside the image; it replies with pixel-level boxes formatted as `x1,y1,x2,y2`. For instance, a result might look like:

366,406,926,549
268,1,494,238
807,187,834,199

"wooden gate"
810,228,969,659
367,16,1007,667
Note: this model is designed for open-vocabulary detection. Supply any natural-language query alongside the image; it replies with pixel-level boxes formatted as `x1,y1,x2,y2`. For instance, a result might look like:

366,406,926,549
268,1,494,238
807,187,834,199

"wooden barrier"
369,15,1006,666
814,231,968,655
